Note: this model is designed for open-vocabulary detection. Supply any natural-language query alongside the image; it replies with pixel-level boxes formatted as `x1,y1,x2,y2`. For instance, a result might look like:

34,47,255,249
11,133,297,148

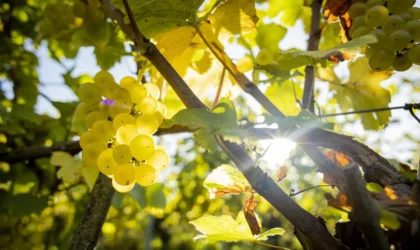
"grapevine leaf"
265,81,302,116
80,165,99,191
130,184,147,208
154,26,197,62
209,0,259,42
145,183,166,218
114,0,205,38
51,151,82,184
1,194,49,217
267,0,304,26
255,228,286,240
380,208,401,230
244,195,261,235
194,128,218,152
366,183,383,193
256,23,287,53
203,164,253,199
276,166,287,182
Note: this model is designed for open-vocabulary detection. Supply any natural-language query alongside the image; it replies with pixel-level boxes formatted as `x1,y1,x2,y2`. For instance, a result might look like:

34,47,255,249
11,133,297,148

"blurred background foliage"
0,0,419,249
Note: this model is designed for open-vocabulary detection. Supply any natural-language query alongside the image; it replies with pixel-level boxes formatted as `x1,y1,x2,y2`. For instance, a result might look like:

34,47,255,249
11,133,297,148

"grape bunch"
73,71,170,193
348,0,420,71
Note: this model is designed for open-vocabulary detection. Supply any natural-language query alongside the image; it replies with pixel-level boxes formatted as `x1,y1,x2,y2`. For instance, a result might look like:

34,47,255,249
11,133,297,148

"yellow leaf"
154,26,197,62
209,0,259,43
265,81,302,116
51,151,82,184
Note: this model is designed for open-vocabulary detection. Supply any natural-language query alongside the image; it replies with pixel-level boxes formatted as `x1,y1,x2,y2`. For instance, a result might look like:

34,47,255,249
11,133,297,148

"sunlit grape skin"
136,115,159,134
97,148,118,176
135,164,158,187
114,163,136,186
77,83,101,105
112,144,132,164
130,135,155,161
368,48,395,71
365,5,389,28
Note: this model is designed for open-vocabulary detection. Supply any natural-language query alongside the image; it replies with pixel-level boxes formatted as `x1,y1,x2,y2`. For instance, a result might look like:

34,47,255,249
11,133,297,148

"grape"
392,54,413,71
237,57,254,73
136,96,158,115
74,102,97,119
388,30,412,51
113,113,135,130
369,29,386,48
113,144,133,164
116,124,139,145
92,120,114,141
400,12,414,22
408,7,420,20
94,70,114,90
112,178,135,193
157,101,167,116
82,142,107,167
351,26,372,39
136,115,159,134
102,81,120,99
404,21,420,41
112,87,131,102
153,112,164,126
368,48,395,71
120,76,137,90
129,84,149,105
147,148,169,170
348,2,367,19
77,83,102,104
114,163,136,186
408,44,420,64
365,5,389,28
135,164,157,187
85,111,106,128
383,15,405,34
255,49,274,65
143,83,160,99
130,135,155,161
109,99,132,118
98,100,110,117
97,148,118,175
387,0,414,14
364,46,375,58
366,0,384,8
79,130,100,149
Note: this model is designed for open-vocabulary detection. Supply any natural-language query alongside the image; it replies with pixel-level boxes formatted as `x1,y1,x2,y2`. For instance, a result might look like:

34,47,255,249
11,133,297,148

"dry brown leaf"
323,0,352,21
384,186,398,200
244,195,261,235
276,166,288,183
325,150,351,167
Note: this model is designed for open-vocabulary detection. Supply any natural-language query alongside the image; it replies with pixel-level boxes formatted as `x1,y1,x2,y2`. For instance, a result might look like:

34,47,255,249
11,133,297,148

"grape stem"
212,67,226,110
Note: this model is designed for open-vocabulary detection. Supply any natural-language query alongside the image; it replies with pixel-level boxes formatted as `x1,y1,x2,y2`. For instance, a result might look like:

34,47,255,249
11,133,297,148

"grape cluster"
348,0,420,71
74,71,170,193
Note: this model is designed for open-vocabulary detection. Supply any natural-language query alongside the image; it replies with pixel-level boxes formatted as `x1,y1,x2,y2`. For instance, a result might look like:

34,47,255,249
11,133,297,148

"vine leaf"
267,0,304,26
190,211,285,242
203,164,253,199
264,110,334,131
319,57,392,130
209,0,259,42
51,151,82,184
256,23,287,53
265,80,303,116
0,194,49,217
244,195,261,235
276,166,288,183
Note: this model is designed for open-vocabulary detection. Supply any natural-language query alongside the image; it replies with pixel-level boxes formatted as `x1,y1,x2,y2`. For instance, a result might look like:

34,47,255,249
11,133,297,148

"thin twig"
122,0,146,48
212,67,226,110
253,240,291,250
290,184,333,197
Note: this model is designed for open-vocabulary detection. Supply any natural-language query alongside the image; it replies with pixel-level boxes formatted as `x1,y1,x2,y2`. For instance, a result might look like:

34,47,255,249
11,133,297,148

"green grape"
116,124,139,145
392,54,413,71
365,5,389,28
77,83,102,104
237,57,254,73
129,84,149,105
157,101,167,116
112,87,131,102
388,30,412,51
82,142,107,167
147,148,169,170
255,48,274,65
79,130,100,149
351,26,371,39
72,0,86,18
153,112,164,126
114,163,136,186
348,2,367,19
387,0,415,14
102,81,120,99
404,21,420,41
120,76,137,90
136,115,159,135
136,96,158,115
109,99,132,118
97,148,118,176
366,0,383,8
98,100,110,117
135,164,157,187
143,83,160,99
408,7,420,20
85,111,106,128
130,135,155,161
400,12,414,22
383,15,405,34
94,70,114,91
408,44,420,64
153,101,167,125
368,29,386,48
349,16,367,38
113,113,135,130
74,102,98,119
112,178,135,193
368,48,395,71
113,144,132,164
364,46,375,58
92,120,114,141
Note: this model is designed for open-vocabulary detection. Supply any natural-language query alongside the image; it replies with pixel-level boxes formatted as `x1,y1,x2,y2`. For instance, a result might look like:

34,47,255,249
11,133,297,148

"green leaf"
264,110,334,131
130,184,147,208
255,228,285,240
203,164,253,199
267,0,303,26
256,23,287,53
115,0,204,38
1,194,49,217
80,165,99,191
380,208,401,230
145,183,166,209
366,183,383,193
271,34,377,71
265,80,302,116
190,211,285,242
51,151,82,184
209,0,259,42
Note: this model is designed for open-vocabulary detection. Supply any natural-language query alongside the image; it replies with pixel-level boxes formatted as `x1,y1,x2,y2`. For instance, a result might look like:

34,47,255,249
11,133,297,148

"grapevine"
73,71,169,193
347,0,420,71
